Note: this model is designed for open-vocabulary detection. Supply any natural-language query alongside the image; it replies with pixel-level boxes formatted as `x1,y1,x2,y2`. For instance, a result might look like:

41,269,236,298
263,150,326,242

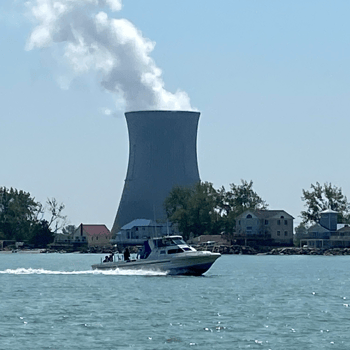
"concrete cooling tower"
111,110,200,235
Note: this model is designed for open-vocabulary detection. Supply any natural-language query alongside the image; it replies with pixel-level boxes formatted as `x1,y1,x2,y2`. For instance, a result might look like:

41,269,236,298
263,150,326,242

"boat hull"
92,252,220,276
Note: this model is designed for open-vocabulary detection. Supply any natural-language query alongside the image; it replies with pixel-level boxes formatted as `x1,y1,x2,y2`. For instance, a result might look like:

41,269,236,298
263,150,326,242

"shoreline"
2,246,350,256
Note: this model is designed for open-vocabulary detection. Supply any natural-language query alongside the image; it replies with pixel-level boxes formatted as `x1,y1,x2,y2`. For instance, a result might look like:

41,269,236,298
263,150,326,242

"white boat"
91,235,221,276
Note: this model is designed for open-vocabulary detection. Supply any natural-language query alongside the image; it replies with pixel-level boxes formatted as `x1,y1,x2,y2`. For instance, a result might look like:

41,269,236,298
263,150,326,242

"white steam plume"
25,0,193,112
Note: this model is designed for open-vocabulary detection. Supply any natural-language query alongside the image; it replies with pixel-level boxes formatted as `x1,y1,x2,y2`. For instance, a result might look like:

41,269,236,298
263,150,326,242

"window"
284,220,287,225
168,248,183,254
277,220,281,225
284,231,288,236
277,231,280,236
265,220,268,225
172,238,186,245
280,216,284,219
247,226,252,230
154,238,174,247
246,214,252,219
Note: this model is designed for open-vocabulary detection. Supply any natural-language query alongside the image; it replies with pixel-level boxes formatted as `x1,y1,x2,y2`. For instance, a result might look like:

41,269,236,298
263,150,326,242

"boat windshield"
171,238,187,245
154,239,172,247
153,237,187,248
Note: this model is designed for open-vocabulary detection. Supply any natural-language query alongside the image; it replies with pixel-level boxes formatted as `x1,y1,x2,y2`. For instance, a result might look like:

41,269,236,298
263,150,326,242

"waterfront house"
72,224,112,248
235,210,294,245
330,225,350,247
113,219,179,247
53,233,72,244
300,209,350,248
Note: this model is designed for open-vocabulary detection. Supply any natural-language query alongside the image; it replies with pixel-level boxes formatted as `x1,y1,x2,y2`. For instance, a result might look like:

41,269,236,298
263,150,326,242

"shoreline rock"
202,244,350,256
265,247,350,256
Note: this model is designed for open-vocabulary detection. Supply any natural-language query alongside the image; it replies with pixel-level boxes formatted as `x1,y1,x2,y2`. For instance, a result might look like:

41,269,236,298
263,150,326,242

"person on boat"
103,255,108,263
109,253,114,262
123,247,130,261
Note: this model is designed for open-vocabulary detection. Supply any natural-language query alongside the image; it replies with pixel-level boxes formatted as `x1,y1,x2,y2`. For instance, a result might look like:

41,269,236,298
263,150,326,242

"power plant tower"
111,110,200,235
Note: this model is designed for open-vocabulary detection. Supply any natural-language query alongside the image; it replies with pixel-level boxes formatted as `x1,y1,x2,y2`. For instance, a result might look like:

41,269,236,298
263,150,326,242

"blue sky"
1,0,350,229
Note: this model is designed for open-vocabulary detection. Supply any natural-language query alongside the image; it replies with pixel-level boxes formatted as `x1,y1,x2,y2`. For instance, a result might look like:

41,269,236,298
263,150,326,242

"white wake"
0,268,167,276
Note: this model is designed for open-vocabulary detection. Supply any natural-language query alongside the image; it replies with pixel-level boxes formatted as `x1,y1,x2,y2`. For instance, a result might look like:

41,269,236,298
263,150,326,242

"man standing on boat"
123,247,130,261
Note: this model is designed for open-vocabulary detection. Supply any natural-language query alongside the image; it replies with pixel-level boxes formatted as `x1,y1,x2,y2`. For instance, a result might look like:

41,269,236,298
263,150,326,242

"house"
305,223,331,239
51,233,73,250
51,232,72,246
330,225,350,247
72,224,112,248
53,233,72,244
235,210,294,245
113,219,179,246
300,209,350,248
0,240,16,250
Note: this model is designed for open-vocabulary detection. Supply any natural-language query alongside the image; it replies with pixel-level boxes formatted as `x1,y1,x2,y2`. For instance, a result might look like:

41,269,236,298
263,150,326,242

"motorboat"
91,235,221,276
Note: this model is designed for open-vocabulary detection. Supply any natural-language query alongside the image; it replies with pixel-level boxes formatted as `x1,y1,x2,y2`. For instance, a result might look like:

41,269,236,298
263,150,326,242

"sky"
1,0,350,230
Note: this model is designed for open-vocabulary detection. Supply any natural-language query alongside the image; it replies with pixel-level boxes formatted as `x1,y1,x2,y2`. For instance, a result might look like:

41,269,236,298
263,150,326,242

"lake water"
1,253,350,349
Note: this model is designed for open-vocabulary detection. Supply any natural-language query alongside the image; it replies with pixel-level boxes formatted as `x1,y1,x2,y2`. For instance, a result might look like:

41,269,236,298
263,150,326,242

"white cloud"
25,0,193,112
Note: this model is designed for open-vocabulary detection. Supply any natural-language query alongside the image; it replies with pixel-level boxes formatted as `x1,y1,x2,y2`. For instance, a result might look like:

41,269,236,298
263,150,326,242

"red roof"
81,224,111,237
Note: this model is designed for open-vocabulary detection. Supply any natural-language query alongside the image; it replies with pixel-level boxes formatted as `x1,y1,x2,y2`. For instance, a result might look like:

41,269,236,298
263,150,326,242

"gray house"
236,210,294,245
300,209,350,248
330,225,350,247
114,219,179,247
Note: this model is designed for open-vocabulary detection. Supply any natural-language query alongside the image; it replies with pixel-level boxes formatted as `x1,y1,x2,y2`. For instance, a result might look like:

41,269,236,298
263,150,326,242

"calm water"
1,253,350,349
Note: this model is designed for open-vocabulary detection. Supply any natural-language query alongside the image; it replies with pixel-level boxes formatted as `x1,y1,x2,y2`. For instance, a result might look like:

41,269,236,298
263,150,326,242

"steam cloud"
25,0,193,112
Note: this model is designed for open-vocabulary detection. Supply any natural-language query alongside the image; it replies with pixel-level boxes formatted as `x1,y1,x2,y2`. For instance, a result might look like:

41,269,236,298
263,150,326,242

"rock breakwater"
203,245,350,256
266,247,350,256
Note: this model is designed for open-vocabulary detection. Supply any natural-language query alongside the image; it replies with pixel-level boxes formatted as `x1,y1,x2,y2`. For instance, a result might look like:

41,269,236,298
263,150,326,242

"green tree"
0,187,40,241
226,180,268,216
164,180,268,240
165,182,221,240
218,180,268,235
301,182,350,225
0,187,66,247
187,182,222,238
28,220,54,248
164,185,192,239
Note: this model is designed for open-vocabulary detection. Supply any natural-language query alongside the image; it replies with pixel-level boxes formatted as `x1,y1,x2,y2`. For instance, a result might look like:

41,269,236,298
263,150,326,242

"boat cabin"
140,235,196,259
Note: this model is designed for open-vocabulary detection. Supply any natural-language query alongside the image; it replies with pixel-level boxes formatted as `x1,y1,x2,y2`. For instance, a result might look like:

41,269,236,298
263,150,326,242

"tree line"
164,180,268,240
1,180,349,248
165,181,350,241
0,187,66,247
